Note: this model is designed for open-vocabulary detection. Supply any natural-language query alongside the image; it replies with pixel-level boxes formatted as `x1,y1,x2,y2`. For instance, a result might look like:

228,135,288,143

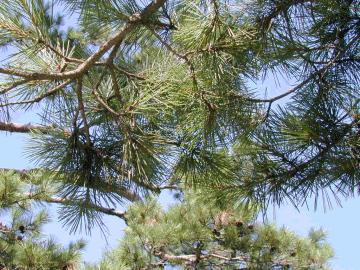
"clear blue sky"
1,2,359,269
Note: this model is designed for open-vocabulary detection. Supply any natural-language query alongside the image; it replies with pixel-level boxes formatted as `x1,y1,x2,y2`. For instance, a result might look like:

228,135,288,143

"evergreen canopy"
85,192,334,269
0,0,358,268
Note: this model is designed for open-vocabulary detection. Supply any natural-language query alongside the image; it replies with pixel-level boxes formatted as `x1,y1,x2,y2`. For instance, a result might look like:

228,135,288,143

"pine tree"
0,0,358,268
85,192,334,270
0,170,85,269
0,170,334,269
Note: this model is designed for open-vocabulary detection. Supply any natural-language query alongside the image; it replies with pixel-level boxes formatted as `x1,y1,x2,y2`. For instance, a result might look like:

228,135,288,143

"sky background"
1,1,359,269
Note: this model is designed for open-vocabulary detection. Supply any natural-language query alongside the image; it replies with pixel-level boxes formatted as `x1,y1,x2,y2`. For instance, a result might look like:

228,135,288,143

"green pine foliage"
0,171,85,270
86,192,334,270
0,0,358,268
0,0,357,214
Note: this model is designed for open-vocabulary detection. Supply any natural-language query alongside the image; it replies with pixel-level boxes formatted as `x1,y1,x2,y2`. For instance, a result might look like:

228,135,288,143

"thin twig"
0,80,72,107
113,65,146,80
25,192,127,220
108,65,122,101
0,79,32,95
75,78,91,146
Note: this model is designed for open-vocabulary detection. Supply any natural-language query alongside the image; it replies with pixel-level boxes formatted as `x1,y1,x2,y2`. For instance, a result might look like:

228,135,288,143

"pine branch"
0,80,73,107
0,121,52,133
112,65,146,80
90,71,120,117
149,28,206,104
236,33,360,104
260,0,316,31
25,192,127,220
0,0,166,81
276,122,355,186
75,78,91,146
0,168,143,202
158,184,180,190
149,28,187,60
154,251,307,269
0,79,31,95
108,65,122,101
155,252,250,264
37,39,94,66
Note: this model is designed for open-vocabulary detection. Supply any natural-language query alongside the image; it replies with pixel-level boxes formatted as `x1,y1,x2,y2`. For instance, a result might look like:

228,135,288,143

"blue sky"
0,1,359,269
